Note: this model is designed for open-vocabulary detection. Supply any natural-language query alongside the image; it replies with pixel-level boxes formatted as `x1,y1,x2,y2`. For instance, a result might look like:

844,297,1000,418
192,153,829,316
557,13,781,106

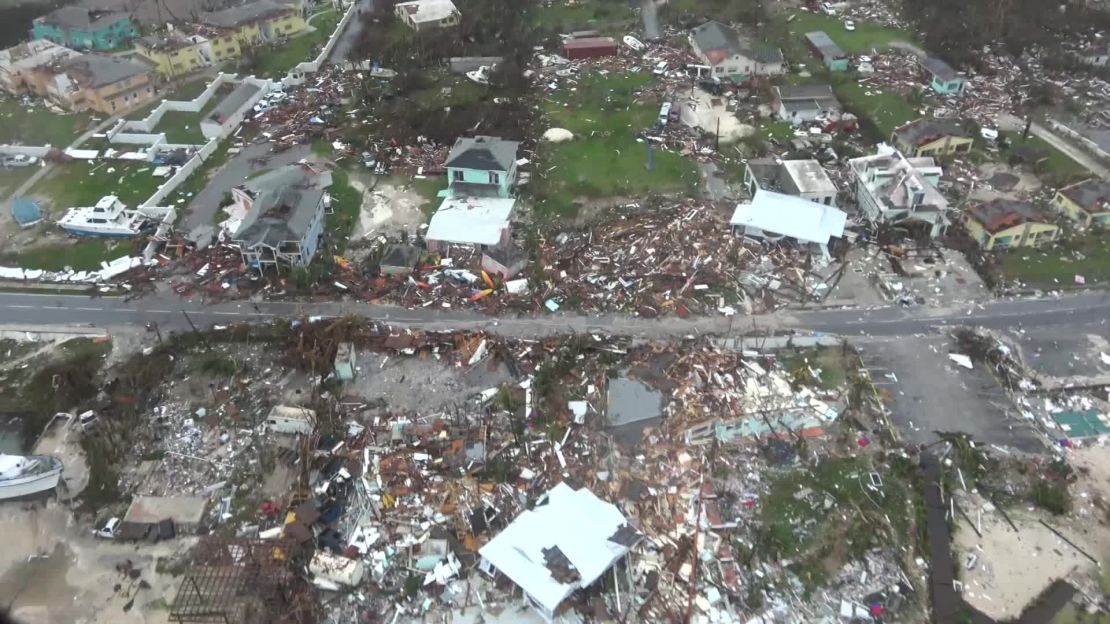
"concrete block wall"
139,139,218,209
0,145,53,158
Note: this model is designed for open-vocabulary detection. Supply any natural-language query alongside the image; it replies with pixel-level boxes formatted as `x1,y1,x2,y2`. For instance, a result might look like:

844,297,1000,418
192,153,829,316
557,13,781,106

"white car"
93,517,120,539
844,20,856,31
653,61,668,76
4,154,39,168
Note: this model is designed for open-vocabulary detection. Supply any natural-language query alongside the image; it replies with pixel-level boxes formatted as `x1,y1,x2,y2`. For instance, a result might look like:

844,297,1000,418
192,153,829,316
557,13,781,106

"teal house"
445,136,521,199
919,56,967,95
804,31,849,72
32,7,136,51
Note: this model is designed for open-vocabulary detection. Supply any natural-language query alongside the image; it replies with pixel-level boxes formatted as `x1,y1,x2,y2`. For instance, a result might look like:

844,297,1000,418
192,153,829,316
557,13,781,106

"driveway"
327,0,374,64
181,142,313,231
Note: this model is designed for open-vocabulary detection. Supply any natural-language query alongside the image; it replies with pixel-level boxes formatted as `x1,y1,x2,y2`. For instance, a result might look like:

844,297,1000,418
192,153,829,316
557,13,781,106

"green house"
445,136,521,199
804,31,849,72
32,7,136,51
920,56,967,96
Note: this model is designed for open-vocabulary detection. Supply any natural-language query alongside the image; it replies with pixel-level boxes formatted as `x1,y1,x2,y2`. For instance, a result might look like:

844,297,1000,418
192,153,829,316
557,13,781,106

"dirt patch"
349,175,430,241
677,88,754,143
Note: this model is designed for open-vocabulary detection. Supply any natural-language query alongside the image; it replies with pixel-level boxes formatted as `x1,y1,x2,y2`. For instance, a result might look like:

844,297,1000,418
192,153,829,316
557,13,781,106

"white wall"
0,145,53,158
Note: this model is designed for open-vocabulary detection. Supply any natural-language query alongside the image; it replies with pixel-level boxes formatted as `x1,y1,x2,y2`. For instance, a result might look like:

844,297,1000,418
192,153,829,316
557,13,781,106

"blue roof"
10,198,42,225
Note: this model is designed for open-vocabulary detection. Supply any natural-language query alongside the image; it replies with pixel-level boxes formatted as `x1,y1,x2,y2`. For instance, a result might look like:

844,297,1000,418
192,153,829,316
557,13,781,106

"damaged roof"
36,6,130,29
1059,178,1110,214
920,56,961,82
63,54,149,88
445,135,519,172
893,117,970,146
690,20,783,65
200,0,295,29
730,189,847,245
479,482,641,615
426,196,515,247
967,198,1055,234
234,164,331,247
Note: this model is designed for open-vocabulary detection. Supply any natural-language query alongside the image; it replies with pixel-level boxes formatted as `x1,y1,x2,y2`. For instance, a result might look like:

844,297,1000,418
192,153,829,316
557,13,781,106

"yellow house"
1051,178,1110,228
891,118,973,158
134,32,213,78
966,198,1060,251
198,0,306,62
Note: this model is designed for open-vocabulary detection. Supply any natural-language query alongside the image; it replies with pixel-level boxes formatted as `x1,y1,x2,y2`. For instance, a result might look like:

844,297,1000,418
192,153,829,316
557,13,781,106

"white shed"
265,405,316,435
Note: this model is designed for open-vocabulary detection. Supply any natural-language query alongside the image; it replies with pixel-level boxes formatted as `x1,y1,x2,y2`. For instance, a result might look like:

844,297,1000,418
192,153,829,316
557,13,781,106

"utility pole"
181,310,210,350
715,117,720,152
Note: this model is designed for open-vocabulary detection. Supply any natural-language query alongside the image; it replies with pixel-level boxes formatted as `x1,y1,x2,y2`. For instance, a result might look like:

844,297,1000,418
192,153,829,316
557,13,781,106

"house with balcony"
135,32,213,79
744,158,838,206
689,20,783,81
1051,178,1110,228
231,163,332,268
848,145,950,238
445,135,520,198
32,7,136,51
965,199,1059,251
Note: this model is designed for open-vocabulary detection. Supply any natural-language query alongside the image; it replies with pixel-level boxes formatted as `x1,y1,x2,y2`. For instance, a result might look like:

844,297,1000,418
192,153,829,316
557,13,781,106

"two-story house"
891,118,973,158
0,39,80,95
198,0,306,61
689,20,783,81
427,135,521,251
32,7,136,51
445,135,520,198
394,0,461,31
135,32,214,79
848,145,950,238
1051,178,1110,228
231,163,332,268
12,52,154,114
744,158,838,206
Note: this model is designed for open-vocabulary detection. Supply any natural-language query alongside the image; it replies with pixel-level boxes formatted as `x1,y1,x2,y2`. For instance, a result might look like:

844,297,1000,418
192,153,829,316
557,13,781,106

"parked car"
844,20,856,31
653,61,668,76
3,154,39,168
77,409,97,432
93,517,120,539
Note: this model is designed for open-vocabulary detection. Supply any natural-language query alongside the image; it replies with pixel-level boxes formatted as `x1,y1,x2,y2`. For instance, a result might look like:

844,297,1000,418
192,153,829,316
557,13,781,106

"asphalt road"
327,0,373,64
0,290,1106,339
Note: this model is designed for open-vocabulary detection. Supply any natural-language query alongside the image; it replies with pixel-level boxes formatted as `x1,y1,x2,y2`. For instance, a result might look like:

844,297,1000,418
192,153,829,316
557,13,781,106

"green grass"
0,98,94,147
256,10,340,78
15,239,133,271
1002,132,1088,185
0,167,37,201
326,170,362,251
781,347,849,390
998,235,1110,287
408,176,445,220
126,76,214,121
833,76,922,137
151,94,223,145
533,0,636,32
759,121,795,142
410,75,488,109
786,13,917,55
29,162,166,212
1054,606,1110,624
536,71,697,215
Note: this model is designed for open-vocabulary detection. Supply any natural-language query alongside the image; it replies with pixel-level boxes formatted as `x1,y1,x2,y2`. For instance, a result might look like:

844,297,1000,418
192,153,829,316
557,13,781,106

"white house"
848,144,950,238
393,0,460,31
730,190,846,261
774,85,841,124
744,158,838,207
425,196,515,251
479,483,642,622
265,405,316,435
689,20,783,80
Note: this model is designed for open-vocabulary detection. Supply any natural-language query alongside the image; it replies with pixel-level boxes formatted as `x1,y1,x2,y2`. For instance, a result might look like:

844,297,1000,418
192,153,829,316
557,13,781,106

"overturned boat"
0,454,63,500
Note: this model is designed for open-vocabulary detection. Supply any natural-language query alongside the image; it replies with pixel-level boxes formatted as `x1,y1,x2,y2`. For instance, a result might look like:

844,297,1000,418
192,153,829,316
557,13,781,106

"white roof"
425,196,515,247
479,483,639,615
395,0,457,23
730,189,847,245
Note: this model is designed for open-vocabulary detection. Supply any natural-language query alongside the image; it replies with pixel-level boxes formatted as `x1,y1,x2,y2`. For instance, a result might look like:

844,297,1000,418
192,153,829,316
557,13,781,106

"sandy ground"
349,176,430,242
0,502,187,624
346,350,513,414
678,88,754,143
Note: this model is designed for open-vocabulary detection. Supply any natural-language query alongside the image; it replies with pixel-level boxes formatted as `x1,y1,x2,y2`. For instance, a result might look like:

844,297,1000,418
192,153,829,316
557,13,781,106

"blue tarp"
9,197,41,226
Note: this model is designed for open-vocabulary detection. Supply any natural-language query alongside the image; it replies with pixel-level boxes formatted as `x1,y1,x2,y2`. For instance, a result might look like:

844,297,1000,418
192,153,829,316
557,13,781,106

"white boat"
57,195,148,238
0,453,63,500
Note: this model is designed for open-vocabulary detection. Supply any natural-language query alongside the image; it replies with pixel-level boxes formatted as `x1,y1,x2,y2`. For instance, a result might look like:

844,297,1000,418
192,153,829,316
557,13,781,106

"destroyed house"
393,0,460,31
479,482,642,622
0,39,80,94
38,53,155,114
689,20,784,80
445,135,520,199
919,56,966,95
803,31,848,71
1052,178,1110,227
849,146,949,238
965,198,1059,251
891,117,972,158
744,158,837,206
774,84,840,124
562,37,617,60
32,7,136,51
231,164,331,268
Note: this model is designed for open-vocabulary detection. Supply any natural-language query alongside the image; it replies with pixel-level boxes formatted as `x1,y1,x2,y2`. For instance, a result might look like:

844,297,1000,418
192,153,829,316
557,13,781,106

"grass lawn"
126,76,215,121
0,167,37,201
410,74,488,109
409,175,446,220
833,76,922,137
151,92,224,144
1002,132,1088,186
326,170,362,251
15,239,133,271
533,0,636,33
998,235,1110,287
0,97,94,147
30,162,166,212
786,12,916,55
781,346,851,390
536,71,697,216
256,10,340,78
